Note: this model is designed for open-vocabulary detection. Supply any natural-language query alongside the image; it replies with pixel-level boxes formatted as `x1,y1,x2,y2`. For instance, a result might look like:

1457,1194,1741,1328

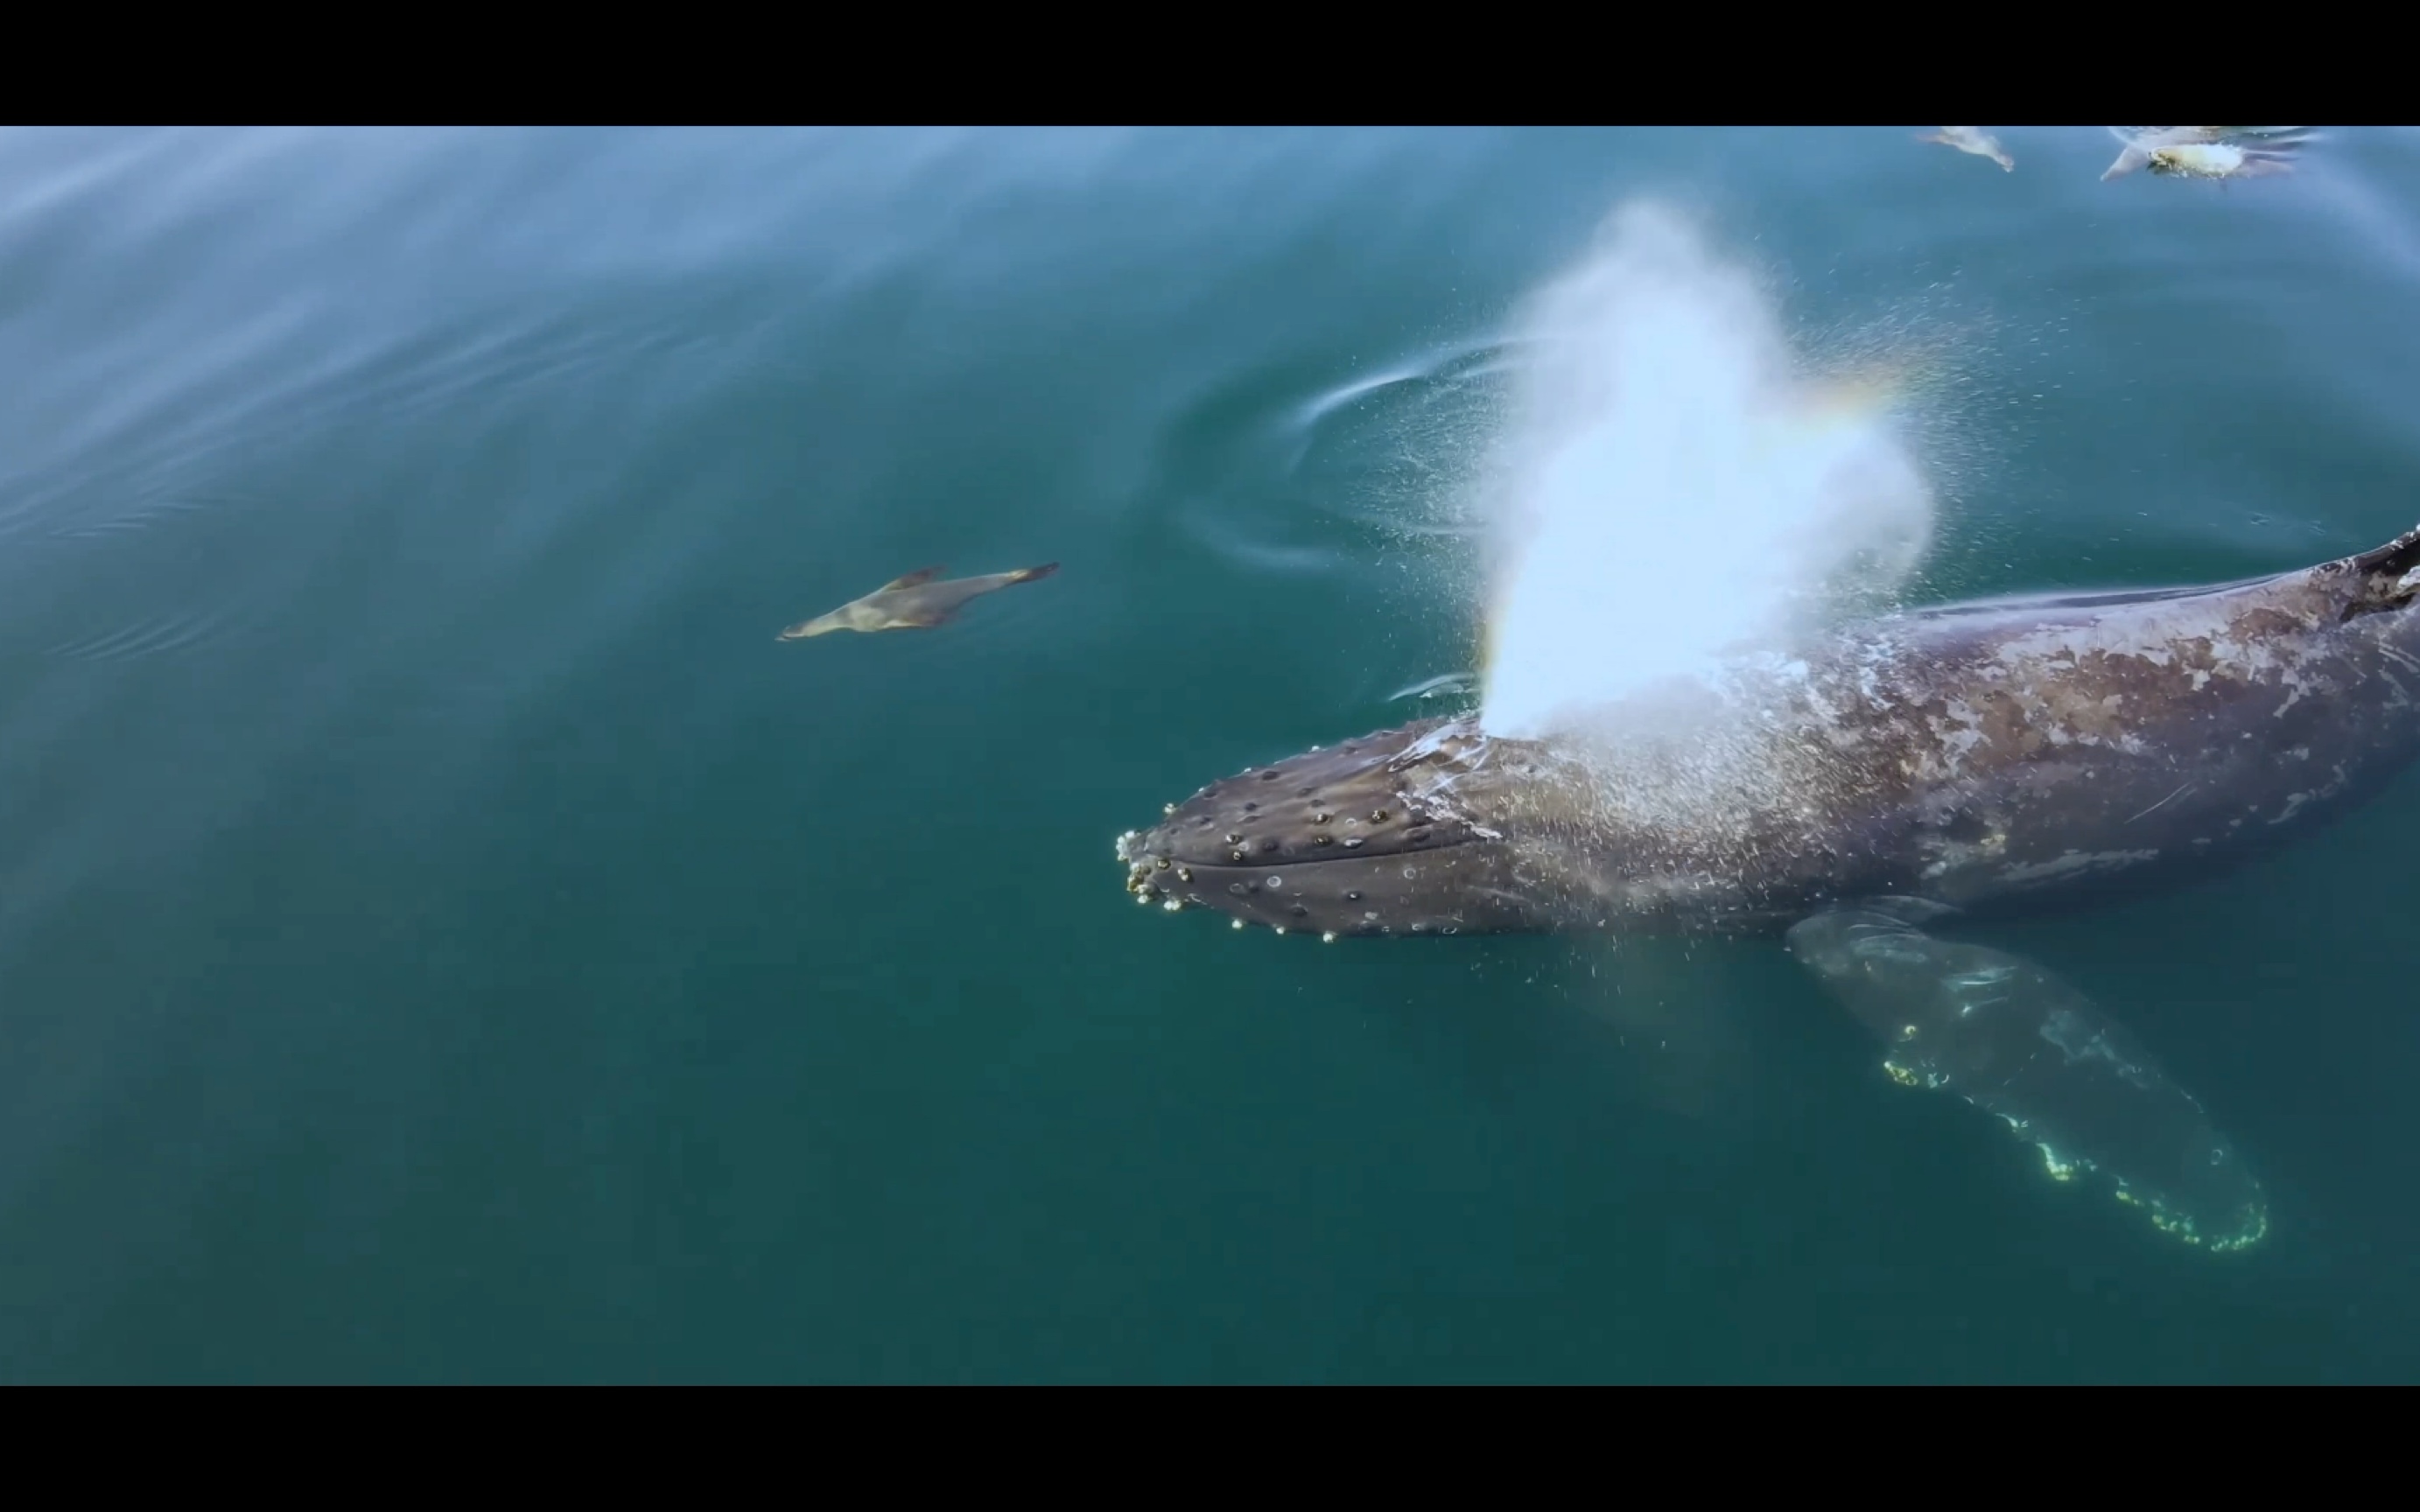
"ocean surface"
5,125,2420,1382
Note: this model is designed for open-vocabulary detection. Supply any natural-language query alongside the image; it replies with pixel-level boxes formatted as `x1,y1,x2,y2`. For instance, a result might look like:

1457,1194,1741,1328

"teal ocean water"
5,126,2420,1382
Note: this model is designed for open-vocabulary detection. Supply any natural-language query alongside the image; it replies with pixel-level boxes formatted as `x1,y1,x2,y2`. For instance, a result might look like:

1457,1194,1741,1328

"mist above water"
1476,203,1938,741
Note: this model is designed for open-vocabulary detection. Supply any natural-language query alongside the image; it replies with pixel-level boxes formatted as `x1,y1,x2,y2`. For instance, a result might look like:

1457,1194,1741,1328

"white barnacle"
1231,919,1245,930
2036,1144,2083,1181
1322,932,1337,943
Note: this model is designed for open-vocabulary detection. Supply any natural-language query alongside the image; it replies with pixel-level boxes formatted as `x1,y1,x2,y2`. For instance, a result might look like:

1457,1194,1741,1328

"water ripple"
1156,338,1516,592
44,608,241,664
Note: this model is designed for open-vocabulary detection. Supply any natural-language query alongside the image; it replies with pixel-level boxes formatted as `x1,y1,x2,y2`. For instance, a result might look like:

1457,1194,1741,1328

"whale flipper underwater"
1116,519,2420,1252
1785,900,2265,1249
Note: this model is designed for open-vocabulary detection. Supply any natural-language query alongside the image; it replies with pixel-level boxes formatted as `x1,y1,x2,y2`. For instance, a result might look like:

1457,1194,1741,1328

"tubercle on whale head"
1114,718,1582,940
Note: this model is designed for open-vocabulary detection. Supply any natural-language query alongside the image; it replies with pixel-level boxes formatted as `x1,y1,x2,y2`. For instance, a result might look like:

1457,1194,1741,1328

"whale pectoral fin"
882,565,945,592
1784,906,2269,1253
2102,145,2148,180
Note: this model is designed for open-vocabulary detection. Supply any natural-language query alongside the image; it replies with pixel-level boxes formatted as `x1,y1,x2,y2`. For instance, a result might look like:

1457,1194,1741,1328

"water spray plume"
1475,203,1938,741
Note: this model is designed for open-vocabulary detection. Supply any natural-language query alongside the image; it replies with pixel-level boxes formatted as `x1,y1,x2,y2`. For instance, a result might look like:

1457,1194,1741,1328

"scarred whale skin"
1117,522,2420,943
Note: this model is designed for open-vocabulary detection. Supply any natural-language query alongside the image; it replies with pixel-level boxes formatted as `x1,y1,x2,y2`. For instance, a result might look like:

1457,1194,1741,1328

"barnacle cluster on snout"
1112,722,1552,941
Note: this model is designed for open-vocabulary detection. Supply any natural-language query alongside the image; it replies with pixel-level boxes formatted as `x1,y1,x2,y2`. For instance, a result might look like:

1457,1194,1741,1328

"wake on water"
1473,202,1941,743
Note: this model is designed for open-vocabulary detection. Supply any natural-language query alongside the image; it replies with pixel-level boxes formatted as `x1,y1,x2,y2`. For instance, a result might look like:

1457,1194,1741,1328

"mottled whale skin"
1118,522,2420,942
1113,522,2420,1255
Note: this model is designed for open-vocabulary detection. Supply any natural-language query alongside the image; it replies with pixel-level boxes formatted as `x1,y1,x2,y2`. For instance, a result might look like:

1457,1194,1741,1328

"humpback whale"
1115,521,2420,1253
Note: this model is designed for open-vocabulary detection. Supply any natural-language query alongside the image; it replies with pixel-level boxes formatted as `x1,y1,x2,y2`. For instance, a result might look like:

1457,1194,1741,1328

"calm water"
6,125,2420,1382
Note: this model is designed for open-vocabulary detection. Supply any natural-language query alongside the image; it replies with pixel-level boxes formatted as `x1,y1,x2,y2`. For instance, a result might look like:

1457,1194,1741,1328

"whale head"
1114,718,1603,940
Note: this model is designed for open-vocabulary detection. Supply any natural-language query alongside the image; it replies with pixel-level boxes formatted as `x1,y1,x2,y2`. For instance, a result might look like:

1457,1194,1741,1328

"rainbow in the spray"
1473,203,1935,742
